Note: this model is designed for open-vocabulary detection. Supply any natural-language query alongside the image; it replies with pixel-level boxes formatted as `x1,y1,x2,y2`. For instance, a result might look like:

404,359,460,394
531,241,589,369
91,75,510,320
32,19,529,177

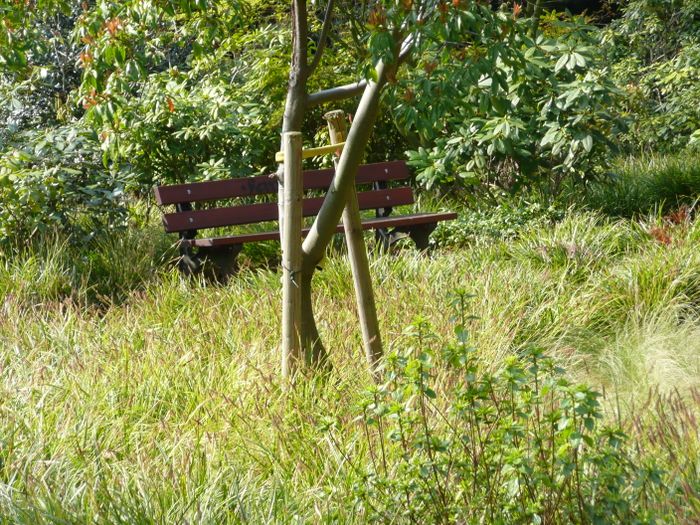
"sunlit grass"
1,209,699,522
583,150,700,217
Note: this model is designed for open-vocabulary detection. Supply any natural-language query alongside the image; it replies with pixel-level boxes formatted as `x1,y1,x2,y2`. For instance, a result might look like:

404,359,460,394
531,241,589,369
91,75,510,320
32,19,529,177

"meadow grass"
1,209,699,522
583,150,700,217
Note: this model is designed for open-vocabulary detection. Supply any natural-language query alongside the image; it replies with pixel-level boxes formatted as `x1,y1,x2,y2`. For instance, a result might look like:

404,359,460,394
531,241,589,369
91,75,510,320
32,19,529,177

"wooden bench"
154,160,457,277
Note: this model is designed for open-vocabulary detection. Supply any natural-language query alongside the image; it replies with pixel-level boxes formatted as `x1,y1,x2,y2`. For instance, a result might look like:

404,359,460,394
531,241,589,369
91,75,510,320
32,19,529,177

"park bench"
154,160,457,277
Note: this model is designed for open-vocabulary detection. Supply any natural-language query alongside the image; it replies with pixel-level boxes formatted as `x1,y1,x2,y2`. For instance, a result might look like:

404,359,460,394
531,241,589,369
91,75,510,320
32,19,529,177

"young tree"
277,0,431,371
279,0,559,373
5,0,565,375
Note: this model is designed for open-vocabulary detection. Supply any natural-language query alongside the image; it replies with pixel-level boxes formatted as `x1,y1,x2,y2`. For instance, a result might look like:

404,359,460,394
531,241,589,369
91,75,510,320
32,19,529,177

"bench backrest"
155,161,413,234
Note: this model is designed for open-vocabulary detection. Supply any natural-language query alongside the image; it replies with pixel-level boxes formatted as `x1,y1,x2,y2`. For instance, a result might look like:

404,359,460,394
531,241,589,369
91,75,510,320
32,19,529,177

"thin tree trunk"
279,0,310,243
295,60,393,367
302,60,393,267
299,265,327,366
530,0,544,37
277,1,406,372
279,0,330,369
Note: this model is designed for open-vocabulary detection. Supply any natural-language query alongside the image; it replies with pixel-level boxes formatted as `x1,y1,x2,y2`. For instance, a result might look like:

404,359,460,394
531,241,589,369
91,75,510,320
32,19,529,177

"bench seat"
186,211,458,247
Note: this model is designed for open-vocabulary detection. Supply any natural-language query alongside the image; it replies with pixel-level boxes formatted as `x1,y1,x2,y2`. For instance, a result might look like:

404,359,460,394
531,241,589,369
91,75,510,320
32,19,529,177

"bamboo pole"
324,110,383,376
281,132,303,378
275,141,346,162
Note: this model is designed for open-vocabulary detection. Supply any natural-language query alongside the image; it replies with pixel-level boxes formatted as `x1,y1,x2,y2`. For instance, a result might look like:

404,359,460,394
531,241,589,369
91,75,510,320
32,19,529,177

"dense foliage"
0,125,131,243
397,11,620,197
605,0,700,152
0,0,698,246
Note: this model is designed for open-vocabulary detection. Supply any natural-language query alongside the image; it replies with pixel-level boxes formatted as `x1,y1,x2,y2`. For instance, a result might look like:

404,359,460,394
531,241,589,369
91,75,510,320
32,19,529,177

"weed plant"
353,318,666,523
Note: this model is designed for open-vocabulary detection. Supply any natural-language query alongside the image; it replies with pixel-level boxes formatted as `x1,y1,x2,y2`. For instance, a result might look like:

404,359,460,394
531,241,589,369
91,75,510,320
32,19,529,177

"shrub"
396,11,620,198
430,199,564,247
605,0,700,152
0,126,133,246
353,314,663,523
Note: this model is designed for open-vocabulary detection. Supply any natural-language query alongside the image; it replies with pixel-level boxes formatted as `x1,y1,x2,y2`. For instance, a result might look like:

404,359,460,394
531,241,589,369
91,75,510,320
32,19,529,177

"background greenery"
1,0,700,522
2,0,699,246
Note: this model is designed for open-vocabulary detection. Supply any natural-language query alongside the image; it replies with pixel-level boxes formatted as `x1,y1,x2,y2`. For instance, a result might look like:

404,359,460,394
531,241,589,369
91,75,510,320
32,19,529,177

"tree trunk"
277,1,401,374
294,60,393,368
299,265,327,367
279,0,331,370
279,0,310,234
530,0,544,37
302,60,393,267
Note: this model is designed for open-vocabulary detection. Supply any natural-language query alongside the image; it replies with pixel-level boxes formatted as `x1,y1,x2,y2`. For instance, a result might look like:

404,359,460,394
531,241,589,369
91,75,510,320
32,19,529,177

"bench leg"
176,202,203,275
387,223,437,252
374,224,437,252
177,244,242,282
374,228,410,252
178,243,203,276
197,245,243,282
407,223,437,251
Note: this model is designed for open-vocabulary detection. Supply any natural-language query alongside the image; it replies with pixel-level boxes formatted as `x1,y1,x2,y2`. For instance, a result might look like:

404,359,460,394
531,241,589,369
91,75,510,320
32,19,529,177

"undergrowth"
583,151,700,217
352,321,683,523
1,205,699,522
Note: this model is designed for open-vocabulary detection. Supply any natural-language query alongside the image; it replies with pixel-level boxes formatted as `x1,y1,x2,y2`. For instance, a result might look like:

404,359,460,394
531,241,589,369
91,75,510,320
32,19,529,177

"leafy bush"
71,0,402,186
431,199,564,247
0,4,82,146
605,0,700,152
354,315,663,523
396,11,620,198
0,126,133,245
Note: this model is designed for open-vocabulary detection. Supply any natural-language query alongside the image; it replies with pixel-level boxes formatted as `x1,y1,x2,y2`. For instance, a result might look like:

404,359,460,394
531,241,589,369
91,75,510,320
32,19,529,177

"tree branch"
301,60,394,267
308,0,335,75
398,33,417,66
306,80,368,107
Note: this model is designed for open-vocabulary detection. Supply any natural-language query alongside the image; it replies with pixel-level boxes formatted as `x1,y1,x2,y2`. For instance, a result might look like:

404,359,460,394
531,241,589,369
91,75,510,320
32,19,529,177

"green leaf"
555,54,569,73
582,135,593,152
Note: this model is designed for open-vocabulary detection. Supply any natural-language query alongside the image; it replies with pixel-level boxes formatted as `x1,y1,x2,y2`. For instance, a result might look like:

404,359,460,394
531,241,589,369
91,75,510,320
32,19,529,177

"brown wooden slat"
153,161,410,205
163,187,415,233
356,186,413,210
304,160,410,190
154,175,277,206
186,212,458,247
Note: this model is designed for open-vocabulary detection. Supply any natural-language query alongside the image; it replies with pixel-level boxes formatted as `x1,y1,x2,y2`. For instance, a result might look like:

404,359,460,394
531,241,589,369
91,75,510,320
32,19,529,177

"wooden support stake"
324,110,383,376
275,142,346,163
281,132,303,378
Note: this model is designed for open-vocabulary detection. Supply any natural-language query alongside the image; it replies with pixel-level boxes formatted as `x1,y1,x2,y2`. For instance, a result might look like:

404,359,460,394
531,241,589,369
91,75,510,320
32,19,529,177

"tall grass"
0,225,173,307
584,151,700,217
1,209,699,522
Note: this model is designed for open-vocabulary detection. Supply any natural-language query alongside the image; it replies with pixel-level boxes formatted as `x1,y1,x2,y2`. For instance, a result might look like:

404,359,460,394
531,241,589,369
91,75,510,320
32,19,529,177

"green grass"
1,208,699,522
583,151,700,217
